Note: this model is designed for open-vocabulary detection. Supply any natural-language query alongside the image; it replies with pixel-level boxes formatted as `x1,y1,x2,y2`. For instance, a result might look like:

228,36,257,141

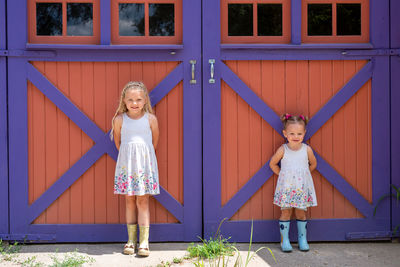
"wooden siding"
221,60,371,220
28,61,183,224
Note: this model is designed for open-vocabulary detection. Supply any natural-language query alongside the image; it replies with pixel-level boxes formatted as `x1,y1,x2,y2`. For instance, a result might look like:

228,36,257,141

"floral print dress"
273,144,317,209
114,113,160,196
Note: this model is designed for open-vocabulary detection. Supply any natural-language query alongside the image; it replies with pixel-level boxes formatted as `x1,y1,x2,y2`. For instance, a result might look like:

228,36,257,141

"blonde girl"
269,114,317,252
111,81,160,256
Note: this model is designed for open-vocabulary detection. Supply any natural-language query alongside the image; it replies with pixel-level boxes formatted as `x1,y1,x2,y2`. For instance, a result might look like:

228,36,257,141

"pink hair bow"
299,115,305,121
285,114,292,120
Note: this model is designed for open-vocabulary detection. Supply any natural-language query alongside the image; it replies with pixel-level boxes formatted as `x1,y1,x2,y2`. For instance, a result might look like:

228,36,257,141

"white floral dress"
114,113,160,196
273,143,317,209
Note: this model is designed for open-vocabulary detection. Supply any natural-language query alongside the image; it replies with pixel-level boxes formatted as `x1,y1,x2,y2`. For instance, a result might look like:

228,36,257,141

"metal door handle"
209,59,215,84
189,60,196,84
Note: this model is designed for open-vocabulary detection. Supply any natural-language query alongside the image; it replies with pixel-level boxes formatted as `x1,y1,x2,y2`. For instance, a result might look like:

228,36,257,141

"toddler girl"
111,81,160,256
269,114,317,252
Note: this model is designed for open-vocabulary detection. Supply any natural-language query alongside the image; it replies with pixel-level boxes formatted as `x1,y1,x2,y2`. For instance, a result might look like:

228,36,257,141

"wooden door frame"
390,0,400,237
7,0,202,242
203,0,391,241
0,0,8,238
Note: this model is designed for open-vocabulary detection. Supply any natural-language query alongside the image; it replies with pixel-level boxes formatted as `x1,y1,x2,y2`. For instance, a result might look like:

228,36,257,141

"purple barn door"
391,0,400,235
7,0,201,242
203,0,391,241
0,0,8,238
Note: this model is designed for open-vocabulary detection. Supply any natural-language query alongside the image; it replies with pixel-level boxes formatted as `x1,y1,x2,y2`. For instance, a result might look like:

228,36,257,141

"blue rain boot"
279,220,292,252
297,220,309,251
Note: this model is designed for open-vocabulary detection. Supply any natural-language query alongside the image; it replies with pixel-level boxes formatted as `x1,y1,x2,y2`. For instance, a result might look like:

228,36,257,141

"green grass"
49,249,95,267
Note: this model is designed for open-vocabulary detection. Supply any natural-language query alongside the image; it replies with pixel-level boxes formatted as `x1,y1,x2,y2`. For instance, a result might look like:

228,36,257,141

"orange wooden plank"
81,62,95,224
69,62,83,224
44,61,59,224
93,62,107,223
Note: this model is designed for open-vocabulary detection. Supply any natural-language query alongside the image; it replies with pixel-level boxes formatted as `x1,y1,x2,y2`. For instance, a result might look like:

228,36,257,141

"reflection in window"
36,3,62,36
228,4,253,36
258,4,282,36
149,4,175,36
119,3,145,36
308,4,332,36
337,4,361,35
67,3,93,36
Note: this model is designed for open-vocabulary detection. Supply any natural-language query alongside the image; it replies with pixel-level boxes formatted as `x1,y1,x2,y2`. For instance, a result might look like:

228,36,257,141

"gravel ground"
0,241,399,267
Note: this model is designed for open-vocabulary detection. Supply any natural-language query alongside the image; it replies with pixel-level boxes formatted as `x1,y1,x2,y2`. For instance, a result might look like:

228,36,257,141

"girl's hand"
148,113,159,149
113,114,123,151
307,146,317,172
269,145,284,175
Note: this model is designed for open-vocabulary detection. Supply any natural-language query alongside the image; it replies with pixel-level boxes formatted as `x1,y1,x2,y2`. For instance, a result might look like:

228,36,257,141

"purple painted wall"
391,0,400,236
0,0,8,237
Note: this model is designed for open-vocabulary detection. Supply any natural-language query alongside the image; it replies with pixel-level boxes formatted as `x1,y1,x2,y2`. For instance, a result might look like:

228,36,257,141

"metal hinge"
346,231,393,240
342,49,400,56
0,50,56,57
0,233,56,241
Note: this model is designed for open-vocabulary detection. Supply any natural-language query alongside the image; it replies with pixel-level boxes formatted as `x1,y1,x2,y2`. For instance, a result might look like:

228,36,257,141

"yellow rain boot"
123,224,137,255
138,225,150,257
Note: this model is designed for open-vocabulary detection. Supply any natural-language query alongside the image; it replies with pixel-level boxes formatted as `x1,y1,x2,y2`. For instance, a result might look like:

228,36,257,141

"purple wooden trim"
211,219,389,242
8,59,29,234
221,43,374,49
391,0,400,47
27,224,186,242
8,0,26,50
21,50,184,62
391,56,400,232
26,44,184,50
149,63,183,105
203,0,222,238
100,0,111,45
371,57,391,217
0,0,7,236
220,62,282,133
27,62,105,142
182,0,203,241
315,152,373,218
291,0,301,45
221,162,273,220
27,134,110,224
370,0,390,48
154,187,184,223
305,61,373,140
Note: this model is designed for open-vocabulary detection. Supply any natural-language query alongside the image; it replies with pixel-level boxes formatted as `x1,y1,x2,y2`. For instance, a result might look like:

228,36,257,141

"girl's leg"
136,195,150,256
124,195,137,255
279,208,293,252
295,208,309,251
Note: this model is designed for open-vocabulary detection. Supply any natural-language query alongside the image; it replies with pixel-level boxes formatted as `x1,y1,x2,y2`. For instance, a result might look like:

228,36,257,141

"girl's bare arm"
149,113,160,149
269,146,284,176
307,146,317,172
113,115,123,151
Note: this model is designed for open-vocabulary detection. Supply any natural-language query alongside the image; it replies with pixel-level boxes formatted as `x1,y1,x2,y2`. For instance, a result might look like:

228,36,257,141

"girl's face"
283,123,306,146
123,89,146,116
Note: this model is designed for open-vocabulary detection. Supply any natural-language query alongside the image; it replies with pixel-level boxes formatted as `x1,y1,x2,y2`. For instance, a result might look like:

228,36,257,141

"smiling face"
123,89,146,117
283,122,306,148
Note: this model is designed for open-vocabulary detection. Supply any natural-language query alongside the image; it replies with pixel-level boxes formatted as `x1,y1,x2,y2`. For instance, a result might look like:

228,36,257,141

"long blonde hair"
110,81,153,139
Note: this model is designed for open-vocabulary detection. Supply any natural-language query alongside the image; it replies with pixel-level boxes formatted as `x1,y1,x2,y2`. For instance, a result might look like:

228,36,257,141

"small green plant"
19,256,44,267
187,219,235,259
374,184,400,236
173,257,183,264
49,249,95,267
156,261,171,267
0,240,21,262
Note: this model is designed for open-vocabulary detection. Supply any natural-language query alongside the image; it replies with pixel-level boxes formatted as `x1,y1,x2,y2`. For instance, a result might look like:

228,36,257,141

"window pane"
308,4,332,36
337,4,361,35
228,4,253,36
149,4,175,36
119,3,145,36
67,3,93,36
36,3,62,36
257,4,282,36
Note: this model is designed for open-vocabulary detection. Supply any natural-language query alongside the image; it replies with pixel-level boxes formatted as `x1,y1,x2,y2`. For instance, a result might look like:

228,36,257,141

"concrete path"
0,241,399,267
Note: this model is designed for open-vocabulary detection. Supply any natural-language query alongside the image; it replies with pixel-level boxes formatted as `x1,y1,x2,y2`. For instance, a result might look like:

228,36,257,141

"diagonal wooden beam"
305,61,373,140
27,63,105,143
150,63,184,106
